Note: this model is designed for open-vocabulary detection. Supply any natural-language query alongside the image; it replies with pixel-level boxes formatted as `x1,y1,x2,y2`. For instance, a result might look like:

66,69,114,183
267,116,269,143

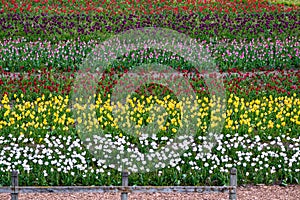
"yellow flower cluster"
225,93,299,133
0,94,74,133
73,94,185,135
0,93,299,137
73,93,224,135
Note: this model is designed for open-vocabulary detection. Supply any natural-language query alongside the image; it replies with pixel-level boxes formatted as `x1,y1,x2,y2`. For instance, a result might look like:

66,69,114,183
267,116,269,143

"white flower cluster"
0,132,298,178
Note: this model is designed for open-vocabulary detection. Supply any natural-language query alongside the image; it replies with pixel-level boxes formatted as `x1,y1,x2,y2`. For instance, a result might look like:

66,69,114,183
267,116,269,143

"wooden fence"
0,168,237,200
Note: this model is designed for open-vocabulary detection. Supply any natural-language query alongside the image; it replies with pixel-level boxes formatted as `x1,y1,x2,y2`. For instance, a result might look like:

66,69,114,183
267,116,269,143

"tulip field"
0,0,299,188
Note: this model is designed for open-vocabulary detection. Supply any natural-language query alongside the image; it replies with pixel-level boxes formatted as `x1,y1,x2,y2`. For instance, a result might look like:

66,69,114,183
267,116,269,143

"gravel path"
0,185,299,200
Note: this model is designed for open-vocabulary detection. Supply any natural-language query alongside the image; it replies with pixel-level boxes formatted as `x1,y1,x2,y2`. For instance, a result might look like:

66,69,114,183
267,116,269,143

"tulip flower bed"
1,11,299,42
0,0,299,188
0,67,299,186
0,36,299,72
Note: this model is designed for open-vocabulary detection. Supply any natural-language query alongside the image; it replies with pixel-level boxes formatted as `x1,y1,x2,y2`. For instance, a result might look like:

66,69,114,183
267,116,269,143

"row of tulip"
1,91,299,137
1,11,299,42
0,36,299,72
1,67,299,99
1,0,299,15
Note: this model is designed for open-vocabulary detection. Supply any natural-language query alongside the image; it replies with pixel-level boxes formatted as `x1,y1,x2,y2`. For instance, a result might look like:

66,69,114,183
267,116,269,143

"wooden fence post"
229,168,237,200
11,170,19,200
121,170,128,200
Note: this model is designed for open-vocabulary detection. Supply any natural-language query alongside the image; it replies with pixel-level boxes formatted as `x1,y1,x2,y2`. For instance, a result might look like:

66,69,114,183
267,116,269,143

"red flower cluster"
0,0,298,14
1,66,298,101
0,66,75,100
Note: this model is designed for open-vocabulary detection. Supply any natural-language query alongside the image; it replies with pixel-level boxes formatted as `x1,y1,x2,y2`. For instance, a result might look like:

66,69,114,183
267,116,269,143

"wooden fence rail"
0,168,237,200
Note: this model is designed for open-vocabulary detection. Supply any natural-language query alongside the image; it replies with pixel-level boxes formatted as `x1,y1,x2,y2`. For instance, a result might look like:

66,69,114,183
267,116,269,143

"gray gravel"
0,185,299,200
